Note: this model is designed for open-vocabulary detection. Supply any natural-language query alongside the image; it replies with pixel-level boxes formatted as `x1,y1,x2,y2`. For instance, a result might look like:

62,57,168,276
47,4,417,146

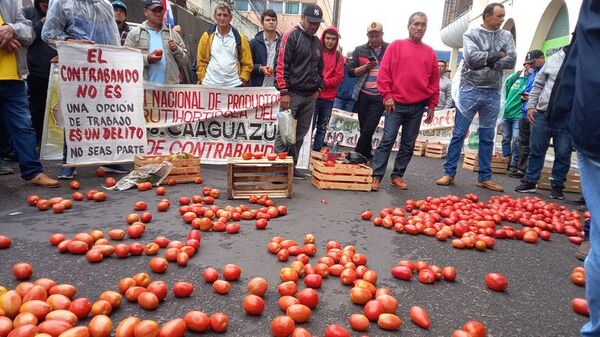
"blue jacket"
249,31,281,87
336,61,356,101
521,66,541,117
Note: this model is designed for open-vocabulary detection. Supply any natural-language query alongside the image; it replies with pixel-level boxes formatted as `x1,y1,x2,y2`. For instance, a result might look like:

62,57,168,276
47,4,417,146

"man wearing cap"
112,0,130,46
370,12,439,191
274,3,324,179
125,0,189,85
348,21,389,162
436,3,516,192
196,1,253,87
504,50,545,177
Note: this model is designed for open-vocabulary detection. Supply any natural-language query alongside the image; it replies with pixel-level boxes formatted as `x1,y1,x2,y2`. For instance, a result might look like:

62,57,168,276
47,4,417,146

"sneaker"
57,167,77,179
390,177,408,190
0,159,14,175
550,188,565,200
371,177,381,191
476,180,504,192
508,170,525,178
293,169,307,180
576,240,590,261
515,181,536,193
27,172,59,188
100,164,131,174
435,175,454,186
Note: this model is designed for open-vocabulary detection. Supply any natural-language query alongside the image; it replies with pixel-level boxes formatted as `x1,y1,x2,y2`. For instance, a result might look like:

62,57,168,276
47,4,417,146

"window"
250,0,267,12
269,0,284,13
285,1,301,15
234,0,249,11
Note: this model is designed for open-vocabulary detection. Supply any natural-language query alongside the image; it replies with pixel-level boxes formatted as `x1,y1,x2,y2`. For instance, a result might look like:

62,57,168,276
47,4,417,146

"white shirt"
203,28,242,87
262,32,277,87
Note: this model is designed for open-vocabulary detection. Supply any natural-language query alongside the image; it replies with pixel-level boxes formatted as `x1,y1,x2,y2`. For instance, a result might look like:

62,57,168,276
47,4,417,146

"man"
436,60,452,110
370,12,439,191
274,3,324,179
43,0,128,178
333,52,356,112
436,3,516,192
514,50,570,199
22,0,57,144
196,2,252,87
510,50,545,178
125,0,189,85
0,0,59,187
112,0,130,46
312,26,343,152
348,22,389,161
249,9,280,87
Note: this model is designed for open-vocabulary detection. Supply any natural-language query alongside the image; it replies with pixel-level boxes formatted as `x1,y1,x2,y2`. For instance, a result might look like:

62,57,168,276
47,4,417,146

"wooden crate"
134,153,200,184
413,141,427,156
462,152,509,174
311,160,373,192
227,157,294,199
425,143,448,159
538,168,581,193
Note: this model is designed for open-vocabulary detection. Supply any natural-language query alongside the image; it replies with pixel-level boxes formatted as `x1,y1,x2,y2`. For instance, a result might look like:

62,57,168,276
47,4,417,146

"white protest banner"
56,42,146,165
143,83,311,169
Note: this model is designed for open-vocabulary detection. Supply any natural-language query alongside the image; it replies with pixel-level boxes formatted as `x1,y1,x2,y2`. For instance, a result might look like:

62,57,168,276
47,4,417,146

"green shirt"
503,71,528,120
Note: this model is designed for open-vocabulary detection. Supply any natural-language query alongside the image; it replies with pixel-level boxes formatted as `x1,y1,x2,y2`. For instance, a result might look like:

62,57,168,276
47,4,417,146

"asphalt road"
0,156,588,337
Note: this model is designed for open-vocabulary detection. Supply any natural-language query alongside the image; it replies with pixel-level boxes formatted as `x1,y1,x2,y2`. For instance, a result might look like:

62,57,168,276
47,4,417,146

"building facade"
440,0,581,73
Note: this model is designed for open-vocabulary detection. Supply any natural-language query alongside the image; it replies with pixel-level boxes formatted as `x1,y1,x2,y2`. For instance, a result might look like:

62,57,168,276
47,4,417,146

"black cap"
144,0,164,10
303,3,323,23
524,50,544,64
112,0,127,12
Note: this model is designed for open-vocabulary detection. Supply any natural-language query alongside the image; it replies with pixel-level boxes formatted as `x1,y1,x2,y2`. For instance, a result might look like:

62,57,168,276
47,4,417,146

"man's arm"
5,6,33,47
249,38,262,76
239,35,254,84
427,53,440,110
462,32,491,69
444,79,453,109
41,0,69,43
124,28,149,67
526,67,548,111
376,43,394,111
496,32,517,70
323,53,345,89
171,32,189,69
275,29,294,94
195,33,209,84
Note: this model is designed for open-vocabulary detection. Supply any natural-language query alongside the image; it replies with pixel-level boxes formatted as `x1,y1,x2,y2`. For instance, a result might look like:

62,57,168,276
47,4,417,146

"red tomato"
297,288,319,309
286,304,311,323
222,264,242,281
485,273,508,292
348,314,369,331
391,266,413,281
12,263,33,280
172,282,193,298
271,315,295,337
243,294,265,315
377,313,403,330
572,298,589,316
210,313,228,333
212,280,231,295
149,257,168,273
409,306,430,329
137,292,159,310
462,320,487,337
203,267,219,283
247,277,269,297
442,266,457,282
363,299,385,321
324,324,350,337
184,311,210,333
304,274,322,289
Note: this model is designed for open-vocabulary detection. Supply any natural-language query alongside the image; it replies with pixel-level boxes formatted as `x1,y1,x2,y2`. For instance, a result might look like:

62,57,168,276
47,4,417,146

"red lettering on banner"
232,143,243,158
87,49,107,64
146,139,165,155
214,142,224,159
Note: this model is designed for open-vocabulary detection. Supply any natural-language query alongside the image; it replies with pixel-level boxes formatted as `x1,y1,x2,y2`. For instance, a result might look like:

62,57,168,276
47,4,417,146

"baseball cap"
524,50,544,64
144,0,164,10
303,3,324,23
111,0,127,11
367,22,383,33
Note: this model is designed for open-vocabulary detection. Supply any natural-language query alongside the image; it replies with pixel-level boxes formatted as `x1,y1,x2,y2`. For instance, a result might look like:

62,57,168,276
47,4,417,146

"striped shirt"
361,47,382,95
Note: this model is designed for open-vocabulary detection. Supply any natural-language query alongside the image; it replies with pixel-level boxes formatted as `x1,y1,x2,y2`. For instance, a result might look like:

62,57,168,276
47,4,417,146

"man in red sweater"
312,26,344,151
371,12,439,191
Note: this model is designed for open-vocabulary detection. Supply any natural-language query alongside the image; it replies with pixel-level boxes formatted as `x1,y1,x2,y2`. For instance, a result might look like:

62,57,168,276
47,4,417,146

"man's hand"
260,66,273,76
280,95,291,110
50,55,59,63
383,98,395,113
0,25,15,41
499,51,507,58
147,49,162,64
527,108,536,124
424,107,434,124
0,38,21,52
167,39,178,52
40,17,46,23
313,89,321,99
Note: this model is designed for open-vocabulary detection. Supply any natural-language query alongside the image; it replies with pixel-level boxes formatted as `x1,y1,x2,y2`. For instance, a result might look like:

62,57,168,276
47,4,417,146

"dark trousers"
372,102,426,179
517,116,531,172
27,75,50,144
274,92,316,166
354,92,383,159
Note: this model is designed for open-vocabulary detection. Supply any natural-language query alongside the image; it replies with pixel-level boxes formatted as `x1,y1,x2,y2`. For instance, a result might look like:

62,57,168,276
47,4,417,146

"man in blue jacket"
249,9,280,87
333,52,356,112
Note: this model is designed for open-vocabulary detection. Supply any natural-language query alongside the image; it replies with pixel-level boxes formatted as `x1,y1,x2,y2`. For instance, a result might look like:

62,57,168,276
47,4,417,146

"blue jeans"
502,118,520,168
0,80,43,180
312,99,334,151
578,152,600,337
372,102,426,179
333,97,354,112
444,86,500,182
523,111,573,189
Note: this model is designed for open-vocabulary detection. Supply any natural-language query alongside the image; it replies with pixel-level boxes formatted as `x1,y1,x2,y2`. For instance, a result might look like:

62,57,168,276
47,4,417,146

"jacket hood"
320,26,340,52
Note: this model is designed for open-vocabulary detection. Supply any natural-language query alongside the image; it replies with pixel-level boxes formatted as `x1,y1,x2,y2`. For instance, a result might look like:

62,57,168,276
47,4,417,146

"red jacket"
377,39,440,110
318,26,344,101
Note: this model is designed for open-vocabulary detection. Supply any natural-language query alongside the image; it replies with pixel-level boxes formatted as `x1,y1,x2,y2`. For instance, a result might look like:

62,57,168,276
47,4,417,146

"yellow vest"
0,13,20,80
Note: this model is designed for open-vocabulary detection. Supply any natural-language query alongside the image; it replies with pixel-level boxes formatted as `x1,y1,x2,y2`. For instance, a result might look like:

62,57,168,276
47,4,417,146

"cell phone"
368,56,377,62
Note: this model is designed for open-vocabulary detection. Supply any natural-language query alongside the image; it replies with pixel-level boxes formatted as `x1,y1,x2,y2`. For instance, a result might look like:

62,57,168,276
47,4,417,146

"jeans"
517,116,531,172
501,118,520,168
578,152,600,337
0,80,44,180
354,92,384,160
312,99,334,151
372,102,426,179
444,86,500,182
274,92,316,166
27,75,50,144
333,97,354,112
523,111,573,189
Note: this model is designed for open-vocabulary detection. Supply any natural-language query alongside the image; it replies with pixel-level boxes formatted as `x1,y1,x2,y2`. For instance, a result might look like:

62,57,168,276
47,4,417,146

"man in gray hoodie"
436,3,516,192
514,49,571,200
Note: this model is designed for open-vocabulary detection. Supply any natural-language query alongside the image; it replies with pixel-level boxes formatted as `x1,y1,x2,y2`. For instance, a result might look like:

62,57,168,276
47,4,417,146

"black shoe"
576,240,590,261
508,170,525,178
550,188,565,200
293,169,307,180
515,182,536,193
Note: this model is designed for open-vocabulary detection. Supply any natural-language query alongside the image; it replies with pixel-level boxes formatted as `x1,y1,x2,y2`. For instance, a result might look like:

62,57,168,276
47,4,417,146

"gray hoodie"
461,26,516,90
526,49,565,113
0,0,34,79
